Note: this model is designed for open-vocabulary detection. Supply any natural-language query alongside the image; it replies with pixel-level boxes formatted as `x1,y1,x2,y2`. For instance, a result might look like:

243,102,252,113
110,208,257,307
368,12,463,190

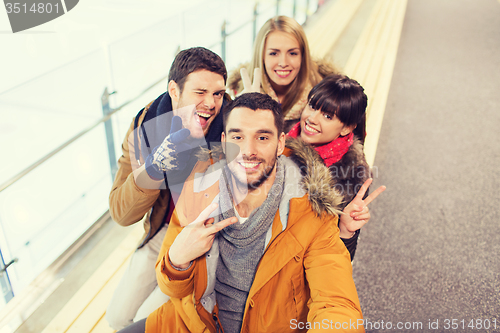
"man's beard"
230,152,278,192
247,158,277,191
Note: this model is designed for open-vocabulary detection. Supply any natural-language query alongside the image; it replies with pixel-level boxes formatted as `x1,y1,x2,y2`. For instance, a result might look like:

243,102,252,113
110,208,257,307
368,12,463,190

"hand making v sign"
339,178,386,238
168,203,237,269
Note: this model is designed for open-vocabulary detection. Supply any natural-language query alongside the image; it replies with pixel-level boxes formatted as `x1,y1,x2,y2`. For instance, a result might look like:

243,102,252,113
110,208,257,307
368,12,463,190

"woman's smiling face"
263,31,302,91
300,104,354,146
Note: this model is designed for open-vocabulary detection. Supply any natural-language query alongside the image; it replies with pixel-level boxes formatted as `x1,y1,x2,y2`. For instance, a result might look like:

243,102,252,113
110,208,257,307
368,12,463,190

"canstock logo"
3,0,79,33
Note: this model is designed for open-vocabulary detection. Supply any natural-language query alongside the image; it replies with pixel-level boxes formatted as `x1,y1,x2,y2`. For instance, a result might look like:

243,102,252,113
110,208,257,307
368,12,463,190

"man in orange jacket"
119,93,365,333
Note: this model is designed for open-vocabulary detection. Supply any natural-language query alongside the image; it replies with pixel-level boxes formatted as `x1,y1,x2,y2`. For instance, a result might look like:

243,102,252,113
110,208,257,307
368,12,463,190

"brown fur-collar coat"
285,136,370,260
199,140,367,260
285,136,371,211
197,136,369,218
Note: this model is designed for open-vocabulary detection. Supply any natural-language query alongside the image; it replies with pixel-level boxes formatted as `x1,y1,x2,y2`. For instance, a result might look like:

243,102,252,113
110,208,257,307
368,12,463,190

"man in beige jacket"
106,47,229,330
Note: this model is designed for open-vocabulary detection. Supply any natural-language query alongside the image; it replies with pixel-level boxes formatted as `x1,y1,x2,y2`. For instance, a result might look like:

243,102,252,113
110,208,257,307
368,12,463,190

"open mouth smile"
195,111,213,127
275,70,291,78
238,161,261,170
304,122,320,134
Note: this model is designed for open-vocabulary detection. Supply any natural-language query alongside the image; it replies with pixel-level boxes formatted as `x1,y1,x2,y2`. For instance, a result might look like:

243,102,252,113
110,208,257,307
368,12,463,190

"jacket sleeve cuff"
145,148,165,181
169,257,193,271
340,228,360,241
340,229,360,261
163,255,195,281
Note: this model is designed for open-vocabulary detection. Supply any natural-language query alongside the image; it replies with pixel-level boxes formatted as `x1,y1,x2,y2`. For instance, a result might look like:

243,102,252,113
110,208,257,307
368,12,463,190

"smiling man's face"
170,69,226,138
222,107,285,190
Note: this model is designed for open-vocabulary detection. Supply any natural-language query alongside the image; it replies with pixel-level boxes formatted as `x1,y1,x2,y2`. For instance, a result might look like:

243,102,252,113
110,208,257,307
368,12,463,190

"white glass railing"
0,0,320,309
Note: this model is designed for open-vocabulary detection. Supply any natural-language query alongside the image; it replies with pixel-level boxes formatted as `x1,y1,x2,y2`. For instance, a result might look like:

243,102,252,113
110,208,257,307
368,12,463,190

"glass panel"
0,51,110,296
0,125,111,293
182,0,225,50
0,50,107,185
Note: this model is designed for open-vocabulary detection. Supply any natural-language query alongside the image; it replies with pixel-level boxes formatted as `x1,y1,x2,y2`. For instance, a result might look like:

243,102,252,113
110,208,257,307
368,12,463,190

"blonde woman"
228,15,338,131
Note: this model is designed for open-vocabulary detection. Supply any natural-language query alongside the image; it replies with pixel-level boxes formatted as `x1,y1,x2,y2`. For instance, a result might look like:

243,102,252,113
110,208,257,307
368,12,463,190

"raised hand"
168,203,237,269
239,67,262,95
339,178,386,238
145,116,193,180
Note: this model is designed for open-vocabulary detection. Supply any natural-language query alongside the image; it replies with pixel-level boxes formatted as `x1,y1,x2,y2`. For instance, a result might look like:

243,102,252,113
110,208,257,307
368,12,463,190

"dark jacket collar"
133,92,226,162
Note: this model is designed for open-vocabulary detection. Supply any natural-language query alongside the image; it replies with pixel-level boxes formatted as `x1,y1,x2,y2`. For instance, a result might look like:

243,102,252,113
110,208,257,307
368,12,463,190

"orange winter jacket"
147,154,364,333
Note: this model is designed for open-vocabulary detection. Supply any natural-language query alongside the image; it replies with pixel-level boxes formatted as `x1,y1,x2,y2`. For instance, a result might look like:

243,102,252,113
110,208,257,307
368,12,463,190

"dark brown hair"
168,47,227,92
308,74,367,143
223,93,284,136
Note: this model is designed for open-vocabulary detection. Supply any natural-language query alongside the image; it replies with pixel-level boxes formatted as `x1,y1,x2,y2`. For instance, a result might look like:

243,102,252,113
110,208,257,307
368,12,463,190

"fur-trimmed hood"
285,136,371,213
195,143,225,162
196,142,344,217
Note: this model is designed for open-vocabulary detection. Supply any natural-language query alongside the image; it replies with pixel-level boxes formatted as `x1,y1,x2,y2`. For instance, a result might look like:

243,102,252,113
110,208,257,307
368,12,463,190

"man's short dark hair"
223,93,284,136
168,47,227,92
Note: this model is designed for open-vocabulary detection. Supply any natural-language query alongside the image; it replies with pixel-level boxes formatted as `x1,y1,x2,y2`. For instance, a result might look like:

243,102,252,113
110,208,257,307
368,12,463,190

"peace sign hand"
339,178,386,239
168,203,237,269
238,67,262,95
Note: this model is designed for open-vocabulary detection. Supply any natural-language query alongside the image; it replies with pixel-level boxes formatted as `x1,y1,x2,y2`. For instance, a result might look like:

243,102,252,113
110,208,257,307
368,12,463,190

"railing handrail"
0,17,249,194
0,49,101,97
0,14,257,194
0,0,316,194
208,17,255,50
0,2,209,98
0,7,265,194
0,74,168,194
207,1,272,50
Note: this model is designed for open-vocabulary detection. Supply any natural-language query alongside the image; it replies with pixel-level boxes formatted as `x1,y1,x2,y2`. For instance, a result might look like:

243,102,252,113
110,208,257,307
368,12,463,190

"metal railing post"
101,88,117,181
2,1,326,195
276,0,280,15
221,20,227,62
0,249,15,303
293,0,297,19
253,2,258,43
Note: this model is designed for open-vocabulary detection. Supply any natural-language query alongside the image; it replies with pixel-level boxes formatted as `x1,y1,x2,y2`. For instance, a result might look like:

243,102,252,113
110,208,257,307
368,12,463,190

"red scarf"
287,122,353,167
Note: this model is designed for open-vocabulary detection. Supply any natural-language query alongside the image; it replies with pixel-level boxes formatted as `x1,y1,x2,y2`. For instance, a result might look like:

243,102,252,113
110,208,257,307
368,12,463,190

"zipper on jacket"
212,313,222,333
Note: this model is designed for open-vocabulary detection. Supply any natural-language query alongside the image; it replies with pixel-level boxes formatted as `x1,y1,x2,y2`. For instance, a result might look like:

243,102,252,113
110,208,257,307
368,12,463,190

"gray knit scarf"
215,156,285,333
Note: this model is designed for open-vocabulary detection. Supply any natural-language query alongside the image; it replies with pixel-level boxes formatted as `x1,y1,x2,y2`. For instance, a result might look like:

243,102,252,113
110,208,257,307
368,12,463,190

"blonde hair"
248,16,321,116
